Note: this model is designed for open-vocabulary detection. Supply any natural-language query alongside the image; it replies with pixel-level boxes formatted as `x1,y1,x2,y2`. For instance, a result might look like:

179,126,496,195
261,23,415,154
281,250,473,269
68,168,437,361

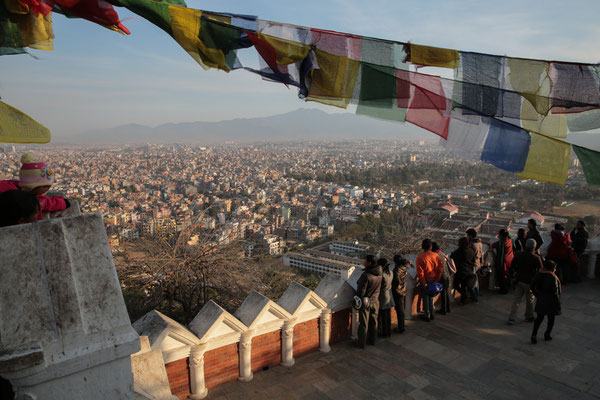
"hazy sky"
2,0,599,138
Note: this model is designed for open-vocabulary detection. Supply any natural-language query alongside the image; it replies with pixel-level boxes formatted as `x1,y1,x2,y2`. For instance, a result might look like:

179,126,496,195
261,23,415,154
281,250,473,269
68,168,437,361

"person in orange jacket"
416,239,443,321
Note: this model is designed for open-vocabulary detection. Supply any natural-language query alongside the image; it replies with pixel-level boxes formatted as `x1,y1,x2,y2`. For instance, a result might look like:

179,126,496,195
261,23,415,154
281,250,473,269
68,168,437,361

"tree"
117,205,260,323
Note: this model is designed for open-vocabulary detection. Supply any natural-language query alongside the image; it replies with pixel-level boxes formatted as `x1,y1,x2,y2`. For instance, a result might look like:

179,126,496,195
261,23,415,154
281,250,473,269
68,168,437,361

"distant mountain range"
61,108,600,150
65,109,433,145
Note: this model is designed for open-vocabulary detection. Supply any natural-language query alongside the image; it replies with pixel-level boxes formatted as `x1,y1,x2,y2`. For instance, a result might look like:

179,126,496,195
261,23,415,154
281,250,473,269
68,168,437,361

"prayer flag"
397,70,451,139
573,145,600,185
356,63,406,122
0,101,50,143
517,133,570,184
567,109,600,132
458,52,503,117
409,43,459,68
521,101,567,138
481,119,530,172
550,63,600,113
0,0,53,52
507,58,551,115
440,110,490,160
51,0,129,34
307,48,360,108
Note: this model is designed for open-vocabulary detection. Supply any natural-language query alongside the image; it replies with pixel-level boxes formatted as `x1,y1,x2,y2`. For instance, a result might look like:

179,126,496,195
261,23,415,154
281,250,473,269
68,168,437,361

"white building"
329,240,368,256
283,252,356,280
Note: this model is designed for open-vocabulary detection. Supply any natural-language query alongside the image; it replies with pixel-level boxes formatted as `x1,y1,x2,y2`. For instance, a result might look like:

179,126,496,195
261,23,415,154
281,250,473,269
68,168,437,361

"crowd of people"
354,219,590,348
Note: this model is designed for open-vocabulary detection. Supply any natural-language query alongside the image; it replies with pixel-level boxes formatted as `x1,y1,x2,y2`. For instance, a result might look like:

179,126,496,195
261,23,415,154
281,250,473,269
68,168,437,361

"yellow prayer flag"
507,58,551,115
257,32,310,65
517,133,570,184
168,6,229,71
409,44,459,69
521,101,567,138
307,49,360,109
12,9,54,51
0,101,50,144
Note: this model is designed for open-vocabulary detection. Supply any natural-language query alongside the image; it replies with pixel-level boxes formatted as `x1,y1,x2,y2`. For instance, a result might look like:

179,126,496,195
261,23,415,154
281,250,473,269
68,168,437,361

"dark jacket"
570,228,589,254
530,272,561,316
450,247,476,279
515,237,527,252
392,264,407,296
356,265,383,305
512,251,543,284
379,268,394,309
526,228,544,251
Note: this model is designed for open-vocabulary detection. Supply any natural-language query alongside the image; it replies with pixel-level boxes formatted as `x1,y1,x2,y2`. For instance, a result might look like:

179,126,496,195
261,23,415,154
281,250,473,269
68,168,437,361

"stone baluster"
189,343,209,400
281,319,296,367
351,308,359,340
238,330,254,382
319,309,332,353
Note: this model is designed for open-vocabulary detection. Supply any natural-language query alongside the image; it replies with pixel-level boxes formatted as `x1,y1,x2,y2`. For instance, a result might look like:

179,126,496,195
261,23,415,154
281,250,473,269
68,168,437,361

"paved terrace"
211,280,600,400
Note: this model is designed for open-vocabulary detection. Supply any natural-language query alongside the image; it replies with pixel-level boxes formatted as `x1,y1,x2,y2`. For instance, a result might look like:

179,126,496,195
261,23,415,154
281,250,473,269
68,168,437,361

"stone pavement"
210,280,600,400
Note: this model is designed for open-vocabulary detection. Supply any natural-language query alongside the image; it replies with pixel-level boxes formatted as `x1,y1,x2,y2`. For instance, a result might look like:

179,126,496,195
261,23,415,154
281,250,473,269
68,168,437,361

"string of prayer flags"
3,0,600,184
572,146,600,185
0,101,50,143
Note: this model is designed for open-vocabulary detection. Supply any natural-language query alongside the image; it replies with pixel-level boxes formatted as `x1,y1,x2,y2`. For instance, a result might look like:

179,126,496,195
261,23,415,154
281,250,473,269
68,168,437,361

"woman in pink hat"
0,152,69,220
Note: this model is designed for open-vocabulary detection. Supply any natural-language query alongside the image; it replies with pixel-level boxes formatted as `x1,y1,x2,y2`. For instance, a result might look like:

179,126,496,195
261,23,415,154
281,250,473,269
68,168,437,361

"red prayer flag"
396,70,450,139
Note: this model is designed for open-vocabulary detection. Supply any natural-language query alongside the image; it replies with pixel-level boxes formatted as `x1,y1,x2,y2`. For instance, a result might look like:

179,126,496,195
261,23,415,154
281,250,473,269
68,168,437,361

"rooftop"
210,280,600,400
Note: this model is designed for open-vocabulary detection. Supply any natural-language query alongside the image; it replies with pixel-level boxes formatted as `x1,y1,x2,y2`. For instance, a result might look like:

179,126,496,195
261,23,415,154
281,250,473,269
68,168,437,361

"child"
0,190,40,227
0,152,69,219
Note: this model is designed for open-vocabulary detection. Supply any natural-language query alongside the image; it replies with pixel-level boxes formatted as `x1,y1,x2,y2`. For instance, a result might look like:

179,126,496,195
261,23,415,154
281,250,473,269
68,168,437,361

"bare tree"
117,206,262,323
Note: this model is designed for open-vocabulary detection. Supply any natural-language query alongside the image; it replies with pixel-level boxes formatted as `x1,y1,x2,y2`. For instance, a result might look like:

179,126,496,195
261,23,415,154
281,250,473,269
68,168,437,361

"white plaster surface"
0,213,140,399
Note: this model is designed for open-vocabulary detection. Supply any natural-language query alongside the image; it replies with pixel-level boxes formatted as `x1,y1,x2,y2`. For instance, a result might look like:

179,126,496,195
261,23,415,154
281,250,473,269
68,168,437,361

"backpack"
426,282,444,296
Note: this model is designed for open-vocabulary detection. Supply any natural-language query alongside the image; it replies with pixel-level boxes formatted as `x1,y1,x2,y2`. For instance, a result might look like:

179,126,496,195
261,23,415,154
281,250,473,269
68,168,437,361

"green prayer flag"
356,63,406,122
110,0,174,34
573,145,600,185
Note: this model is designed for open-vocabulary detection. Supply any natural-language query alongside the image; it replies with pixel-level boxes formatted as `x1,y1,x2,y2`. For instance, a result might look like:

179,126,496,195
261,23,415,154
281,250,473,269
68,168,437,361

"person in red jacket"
492,229,514,294
0,153,69,220
416,239,443,321
547,224,571,284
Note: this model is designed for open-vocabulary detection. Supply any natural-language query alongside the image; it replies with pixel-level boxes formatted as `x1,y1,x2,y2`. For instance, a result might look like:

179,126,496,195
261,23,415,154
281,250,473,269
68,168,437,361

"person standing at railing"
416,239,443,322
355,254,383,348
392,255,409,333
377,258,394,338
